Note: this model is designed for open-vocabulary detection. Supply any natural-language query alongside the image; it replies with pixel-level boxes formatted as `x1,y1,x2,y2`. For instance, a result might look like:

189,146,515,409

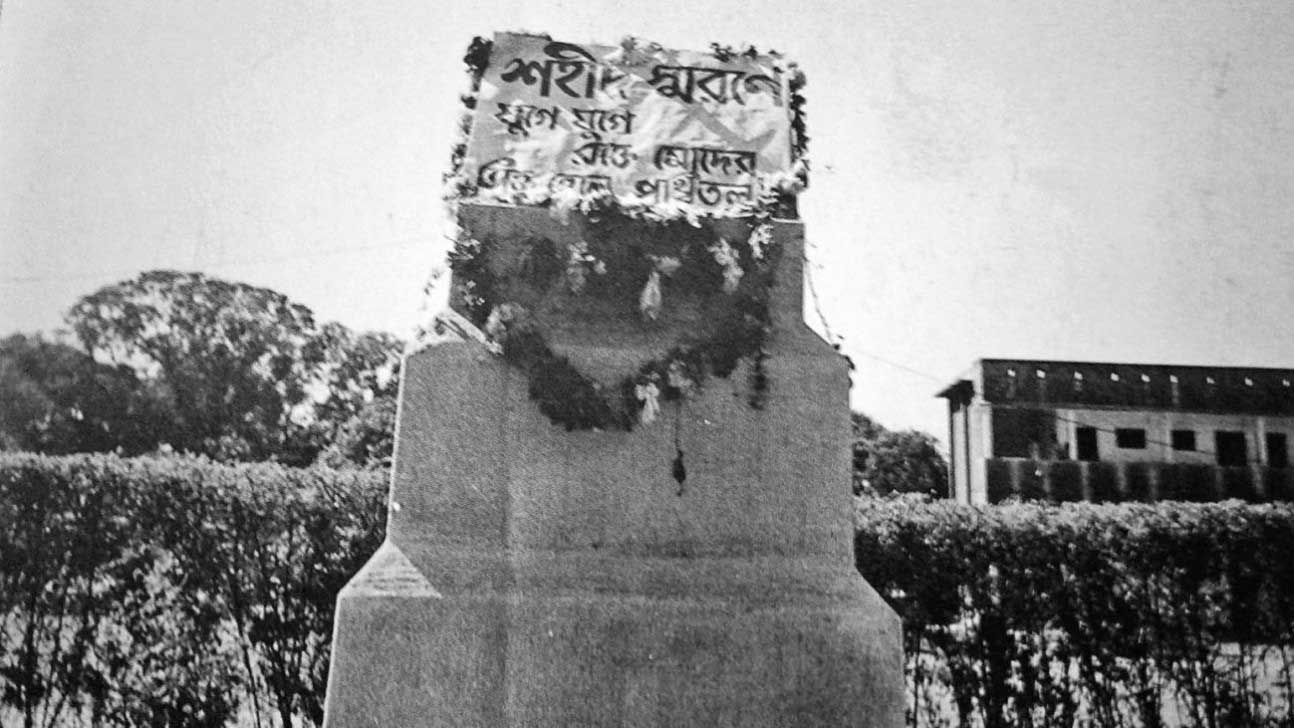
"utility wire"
802,253,842,349
853,349,947,385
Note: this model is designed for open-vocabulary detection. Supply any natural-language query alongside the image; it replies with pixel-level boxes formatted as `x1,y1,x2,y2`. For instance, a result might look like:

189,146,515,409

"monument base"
324,546,902,727
321,208,905,727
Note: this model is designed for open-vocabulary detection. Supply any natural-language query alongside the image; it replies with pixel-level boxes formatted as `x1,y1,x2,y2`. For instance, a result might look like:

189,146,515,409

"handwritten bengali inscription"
493,103,561,137
497,41,626,100
647,64,782,106
653,145,757,177
461,32,792,215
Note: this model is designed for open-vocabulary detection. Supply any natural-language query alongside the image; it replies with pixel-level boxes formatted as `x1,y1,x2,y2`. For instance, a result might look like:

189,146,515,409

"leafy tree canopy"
62,270,403,466
0,333,167,455
301,324,403,468
852,411,949,498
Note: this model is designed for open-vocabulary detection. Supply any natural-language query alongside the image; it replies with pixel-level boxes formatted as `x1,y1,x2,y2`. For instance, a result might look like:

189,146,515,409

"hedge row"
0,453,386,728
856,496,1294,727
4,455,1294,727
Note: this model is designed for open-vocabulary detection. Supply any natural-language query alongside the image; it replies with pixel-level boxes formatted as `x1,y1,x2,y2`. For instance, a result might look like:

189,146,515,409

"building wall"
1043,407,1294,467
962,406,1294,503
948,397,969,503
977,360,1294,415
940,360,1294,504
968,402,991,504
982,457,1294,503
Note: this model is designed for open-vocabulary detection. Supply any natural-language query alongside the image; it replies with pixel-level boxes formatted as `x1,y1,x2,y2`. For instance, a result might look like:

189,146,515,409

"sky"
3,0,1294,444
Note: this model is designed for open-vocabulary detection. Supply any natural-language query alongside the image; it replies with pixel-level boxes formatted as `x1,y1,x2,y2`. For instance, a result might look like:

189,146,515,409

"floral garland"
447,208,779,431
435,34,803,432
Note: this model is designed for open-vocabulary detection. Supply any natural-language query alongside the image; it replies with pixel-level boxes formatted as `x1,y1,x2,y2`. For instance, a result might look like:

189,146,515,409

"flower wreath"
431,34,806,434
446,203,780,432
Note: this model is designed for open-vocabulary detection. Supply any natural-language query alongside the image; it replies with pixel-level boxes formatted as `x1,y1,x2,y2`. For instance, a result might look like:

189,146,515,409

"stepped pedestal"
322,204,902,727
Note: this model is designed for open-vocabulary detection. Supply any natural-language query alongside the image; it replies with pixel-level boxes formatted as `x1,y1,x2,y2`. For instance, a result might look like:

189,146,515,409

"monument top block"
454,32,807,218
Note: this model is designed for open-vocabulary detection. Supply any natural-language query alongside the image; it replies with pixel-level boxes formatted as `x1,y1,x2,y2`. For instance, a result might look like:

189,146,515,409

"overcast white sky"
3,0,1294,442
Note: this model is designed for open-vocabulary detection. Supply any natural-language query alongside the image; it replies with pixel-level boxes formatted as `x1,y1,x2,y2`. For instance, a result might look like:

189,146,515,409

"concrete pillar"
322,206,903,727
1257,417,1268,465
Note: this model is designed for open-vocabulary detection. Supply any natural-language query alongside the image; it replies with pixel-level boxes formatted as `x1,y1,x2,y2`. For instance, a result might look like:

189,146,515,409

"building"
937,359,1294,504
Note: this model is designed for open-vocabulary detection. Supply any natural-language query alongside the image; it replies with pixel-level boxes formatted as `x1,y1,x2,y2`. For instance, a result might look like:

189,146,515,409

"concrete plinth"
322,205,903,727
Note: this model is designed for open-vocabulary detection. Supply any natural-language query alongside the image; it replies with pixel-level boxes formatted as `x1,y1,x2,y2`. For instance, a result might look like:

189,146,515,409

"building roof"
937,358,1294,415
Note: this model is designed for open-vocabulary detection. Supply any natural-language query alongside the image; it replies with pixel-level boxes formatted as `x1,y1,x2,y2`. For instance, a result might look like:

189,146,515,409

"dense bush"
852,412,949,497
5,455,1294,727
856,496,1294,727
0,453,386,727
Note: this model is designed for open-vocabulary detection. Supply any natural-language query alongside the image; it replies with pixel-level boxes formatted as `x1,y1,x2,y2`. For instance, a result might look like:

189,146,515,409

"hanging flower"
638,255,682,321
566,262,587,295
747,224,772,262
565,240,604,294
652,255,682,276
484,302,526,340
635,381,661,425
666,360,697,395
710,237,743,294
639,270,663,321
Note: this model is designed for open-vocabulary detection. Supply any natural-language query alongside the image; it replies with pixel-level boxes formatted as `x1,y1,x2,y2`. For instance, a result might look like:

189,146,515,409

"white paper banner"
461,33,793,215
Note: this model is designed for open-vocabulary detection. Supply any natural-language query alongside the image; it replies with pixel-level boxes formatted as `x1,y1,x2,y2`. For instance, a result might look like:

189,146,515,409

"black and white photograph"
2,1,1293,725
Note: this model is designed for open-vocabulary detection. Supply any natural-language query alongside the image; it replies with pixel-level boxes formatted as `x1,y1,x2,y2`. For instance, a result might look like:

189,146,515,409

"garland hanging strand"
672,399,687,494
440,33,801,431
447,212,780,431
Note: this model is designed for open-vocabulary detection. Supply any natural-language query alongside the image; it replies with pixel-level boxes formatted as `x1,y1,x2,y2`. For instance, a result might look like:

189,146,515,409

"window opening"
1215,431,1247,467
1171,430,1196,451
1267,433,1289,469
1115,428,1147,449
1076,427,1099,461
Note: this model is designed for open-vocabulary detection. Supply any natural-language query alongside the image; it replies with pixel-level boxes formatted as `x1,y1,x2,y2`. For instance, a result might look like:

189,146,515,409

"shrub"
0,453,386,727
856,495,1294,727
8,454,1294,727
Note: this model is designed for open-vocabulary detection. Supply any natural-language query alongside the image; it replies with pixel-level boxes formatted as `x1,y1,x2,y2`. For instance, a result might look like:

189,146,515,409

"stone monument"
322,32,902,727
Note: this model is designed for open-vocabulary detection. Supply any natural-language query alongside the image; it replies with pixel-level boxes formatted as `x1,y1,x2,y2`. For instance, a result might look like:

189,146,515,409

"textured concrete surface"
323,203,903,727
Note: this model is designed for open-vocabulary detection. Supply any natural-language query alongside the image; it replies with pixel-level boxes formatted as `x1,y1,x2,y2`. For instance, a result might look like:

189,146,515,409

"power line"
802,253,843,349
853,349,948,385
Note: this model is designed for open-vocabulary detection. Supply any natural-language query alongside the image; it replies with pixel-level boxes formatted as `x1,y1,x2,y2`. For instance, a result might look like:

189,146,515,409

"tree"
67,270,325,462
313,325,402,433
852,411,949,497
64,270,403,466
0,333,166,455
318,395,399,469
310,324,403,468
